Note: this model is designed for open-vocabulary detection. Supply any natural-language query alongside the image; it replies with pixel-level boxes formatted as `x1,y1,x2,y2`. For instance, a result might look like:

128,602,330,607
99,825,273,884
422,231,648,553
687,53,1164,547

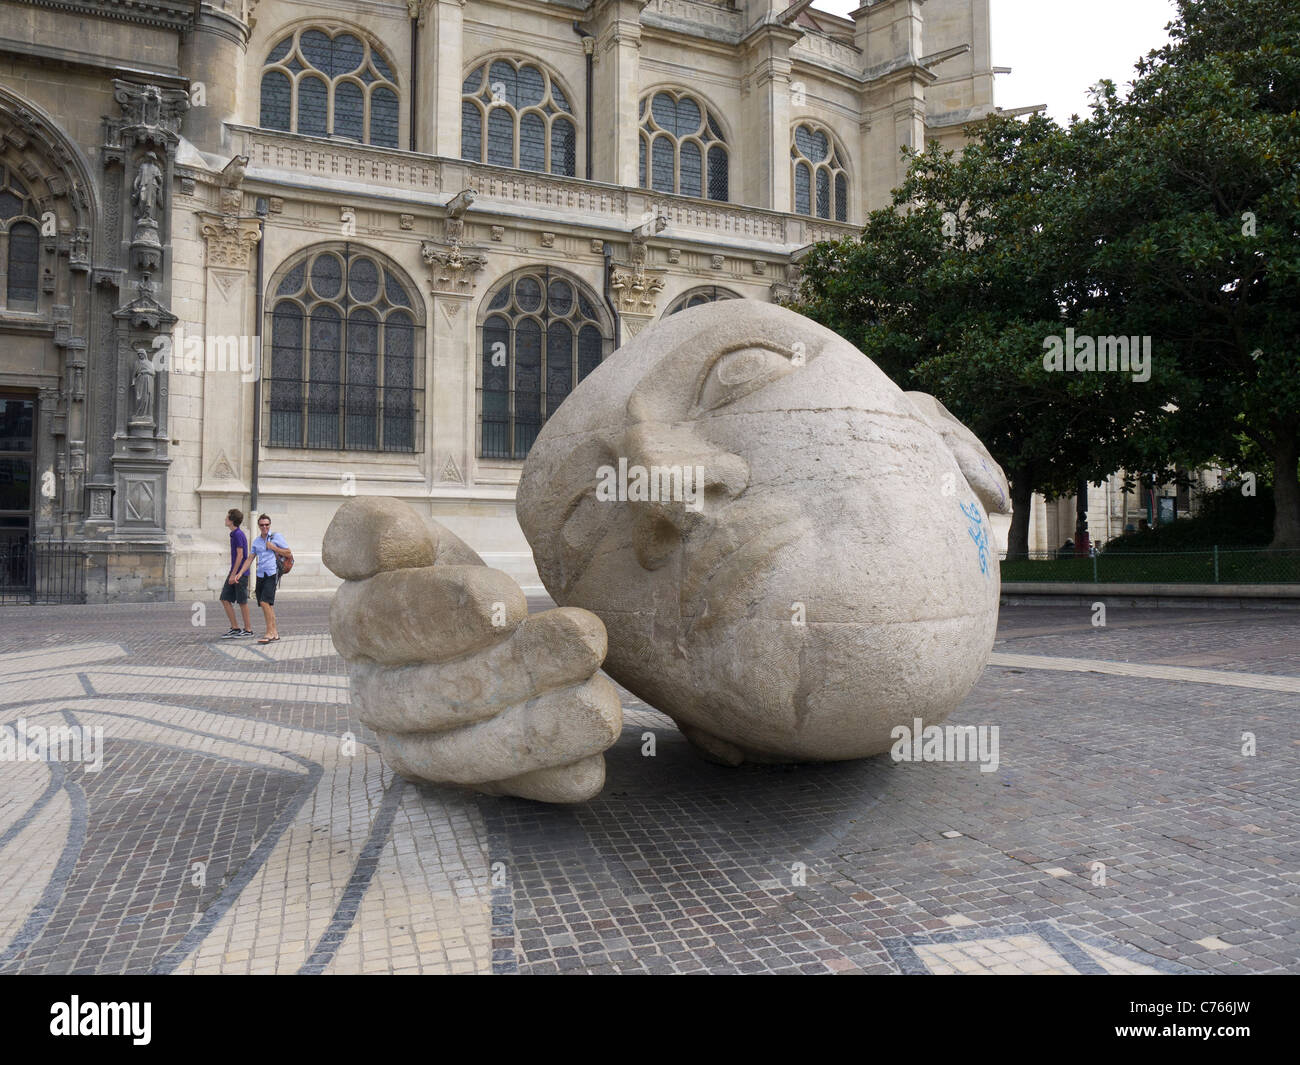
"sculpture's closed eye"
697,346,796,411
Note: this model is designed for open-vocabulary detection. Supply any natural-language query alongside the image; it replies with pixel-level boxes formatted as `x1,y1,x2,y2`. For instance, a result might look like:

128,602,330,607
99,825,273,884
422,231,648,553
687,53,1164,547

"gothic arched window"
664,286,741,317
792,123,848,222
639,91,729,201
479,269,611,459
267,246,424,452
461,58,577,176
0,165,40,310
260,28,400,148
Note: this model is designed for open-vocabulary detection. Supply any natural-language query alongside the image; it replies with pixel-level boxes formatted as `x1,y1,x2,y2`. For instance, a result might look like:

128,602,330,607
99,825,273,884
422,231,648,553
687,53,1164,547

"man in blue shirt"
220,508,253,638
248,513,290,643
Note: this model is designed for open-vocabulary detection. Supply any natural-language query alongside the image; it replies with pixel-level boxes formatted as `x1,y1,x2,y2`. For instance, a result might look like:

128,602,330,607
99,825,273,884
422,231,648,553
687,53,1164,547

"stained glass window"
639,91,729,201
791,123,849,222
267,248,424,452
1,167,40,309
260,29,400,148
461,58,578,176
664,287,740,316
478,270,611,459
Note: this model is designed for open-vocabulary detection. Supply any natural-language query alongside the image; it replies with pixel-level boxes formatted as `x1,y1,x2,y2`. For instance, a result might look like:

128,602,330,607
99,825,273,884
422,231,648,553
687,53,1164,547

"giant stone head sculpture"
517,299,1010,766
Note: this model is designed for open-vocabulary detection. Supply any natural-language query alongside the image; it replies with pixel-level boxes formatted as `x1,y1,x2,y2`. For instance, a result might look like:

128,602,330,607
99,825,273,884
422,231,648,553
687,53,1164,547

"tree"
1085,0,1300,547
792,114,1167,557
793,0,1300,551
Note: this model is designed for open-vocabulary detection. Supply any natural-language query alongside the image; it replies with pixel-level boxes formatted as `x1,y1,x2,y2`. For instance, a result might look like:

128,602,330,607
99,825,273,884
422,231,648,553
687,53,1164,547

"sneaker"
239,629,256,638
221,628,240,639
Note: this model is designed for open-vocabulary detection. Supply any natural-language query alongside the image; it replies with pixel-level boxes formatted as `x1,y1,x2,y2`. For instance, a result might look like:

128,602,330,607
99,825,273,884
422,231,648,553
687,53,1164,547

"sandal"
258,636,280,644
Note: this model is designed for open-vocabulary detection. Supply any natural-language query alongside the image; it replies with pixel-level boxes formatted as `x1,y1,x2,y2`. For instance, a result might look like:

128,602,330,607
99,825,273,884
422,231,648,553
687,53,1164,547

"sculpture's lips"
681,504,806,617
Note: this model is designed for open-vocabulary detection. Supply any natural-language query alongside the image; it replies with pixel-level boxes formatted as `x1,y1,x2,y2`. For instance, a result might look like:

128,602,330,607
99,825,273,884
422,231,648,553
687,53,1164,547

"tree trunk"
1270,431,1300,549
1007,470,1034,558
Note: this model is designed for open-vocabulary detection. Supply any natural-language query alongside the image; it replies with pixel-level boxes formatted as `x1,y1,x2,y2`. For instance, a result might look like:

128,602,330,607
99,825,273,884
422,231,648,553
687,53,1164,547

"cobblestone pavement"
0,598,1295,975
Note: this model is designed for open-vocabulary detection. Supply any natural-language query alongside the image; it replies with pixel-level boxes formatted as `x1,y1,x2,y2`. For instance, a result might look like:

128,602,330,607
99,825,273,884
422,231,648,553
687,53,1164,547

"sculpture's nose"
619,420,748,570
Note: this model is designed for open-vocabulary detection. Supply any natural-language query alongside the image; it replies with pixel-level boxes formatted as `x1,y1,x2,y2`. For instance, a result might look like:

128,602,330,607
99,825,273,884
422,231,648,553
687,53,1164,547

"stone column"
740,24,801,211
195,205,261,502
426,0,466,157
179,0,252,155
588,0,648,187
853,0,934,210
421,217,486,492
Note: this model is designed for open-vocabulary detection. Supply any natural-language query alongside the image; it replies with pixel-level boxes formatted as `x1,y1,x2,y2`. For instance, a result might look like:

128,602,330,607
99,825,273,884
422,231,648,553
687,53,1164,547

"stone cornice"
230,125,859,250
9,0,197,32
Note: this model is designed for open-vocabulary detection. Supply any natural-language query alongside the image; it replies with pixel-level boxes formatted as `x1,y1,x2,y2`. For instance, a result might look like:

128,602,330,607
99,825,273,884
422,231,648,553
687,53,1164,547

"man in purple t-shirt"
219,507,253,638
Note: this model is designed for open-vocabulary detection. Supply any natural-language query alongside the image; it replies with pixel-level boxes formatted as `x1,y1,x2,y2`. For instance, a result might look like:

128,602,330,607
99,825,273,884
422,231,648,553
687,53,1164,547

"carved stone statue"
133,153,164,224
130,344,155,422
324,301,1011,801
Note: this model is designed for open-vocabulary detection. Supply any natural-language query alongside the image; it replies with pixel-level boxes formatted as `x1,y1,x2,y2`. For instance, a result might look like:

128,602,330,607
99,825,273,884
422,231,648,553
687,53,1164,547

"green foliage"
791,0,1300,549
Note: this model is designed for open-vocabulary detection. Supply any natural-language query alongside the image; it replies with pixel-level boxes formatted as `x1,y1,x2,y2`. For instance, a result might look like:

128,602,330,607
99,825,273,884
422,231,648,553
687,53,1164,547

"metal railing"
0,540,88,604
1000,547,1300,584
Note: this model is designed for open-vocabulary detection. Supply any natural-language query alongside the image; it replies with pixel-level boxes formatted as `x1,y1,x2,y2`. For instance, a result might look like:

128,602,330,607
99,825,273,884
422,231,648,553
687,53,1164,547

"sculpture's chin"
600,597,998,765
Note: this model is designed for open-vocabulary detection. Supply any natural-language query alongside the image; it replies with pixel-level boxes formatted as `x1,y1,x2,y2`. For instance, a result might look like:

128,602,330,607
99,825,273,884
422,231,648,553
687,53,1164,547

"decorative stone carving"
610,234,666,314
267,196,284,213
540,231,555,248
113,82,190,145
124,477,157,522
710,254,724,269
322,498,623,803
130,149,165,272
200,214,262,269
400,214,415,230
516,300,1012,769
129,343,156,430
421,189,486,295
590,238,603,254
421,239,486,295
492,226,505,242
667,248,681,264
210,450,238,480
114,277,177,332
439,454,464,484
752,259,767,275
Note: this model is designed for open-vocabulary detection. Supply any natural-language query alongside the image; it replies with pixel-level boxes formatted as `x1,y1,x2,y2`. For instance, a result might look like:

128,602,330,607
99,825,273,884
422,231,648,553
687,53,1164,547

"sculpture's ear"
904,391,1012,515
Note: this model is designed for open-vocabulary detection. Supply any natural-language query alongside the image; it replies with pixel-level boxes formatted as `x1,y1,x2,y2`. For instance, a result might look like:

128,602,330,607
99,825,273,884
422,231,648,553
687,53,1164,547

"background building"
0,0,1006,600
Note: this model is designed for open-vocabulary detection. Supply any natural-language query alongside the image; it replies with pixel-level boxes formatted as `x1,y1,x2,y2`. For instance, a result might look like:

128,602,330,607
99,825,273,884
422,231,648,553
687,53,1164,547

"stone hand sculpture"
517,299,1011,768
322,497,623,802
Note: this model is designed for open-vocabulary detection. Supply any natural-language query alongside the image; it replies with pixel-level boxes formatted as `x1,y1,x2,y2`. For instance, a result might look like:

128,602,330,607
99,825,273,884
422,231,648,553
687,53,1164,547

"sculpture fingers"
330,564,527,666
324,497,623,803
323,496,484,580
475,756,608,804
351,607,607,733
904,390,1011,515
374,674,622,790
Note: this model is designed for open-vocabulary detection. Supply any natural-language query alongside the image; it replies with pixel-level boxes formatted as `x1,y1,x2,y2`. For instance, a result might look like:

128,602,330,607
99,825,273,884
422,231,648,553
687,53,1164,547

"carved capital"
199,212,262,269
421,239,487,295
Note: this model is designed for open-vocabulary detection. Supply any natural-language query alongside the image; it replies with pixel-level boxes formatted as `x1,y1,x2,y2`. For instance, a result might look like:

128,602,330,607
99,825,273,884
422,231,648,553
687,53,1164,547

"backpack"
274,535,294,578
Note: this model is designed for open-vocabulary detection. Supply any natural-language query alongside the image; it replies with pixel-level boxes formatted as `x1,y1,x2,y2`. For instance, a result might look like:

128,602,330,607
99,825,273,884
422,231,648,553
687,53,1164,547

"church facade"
0,0,1004,600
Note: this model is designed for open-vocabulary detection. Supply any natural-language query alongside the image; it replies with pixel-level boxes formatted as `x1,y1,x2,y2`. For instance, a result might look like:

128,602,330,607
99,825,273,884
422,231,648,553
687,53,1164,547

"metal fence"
1000,547,1300,584
0,540,88,604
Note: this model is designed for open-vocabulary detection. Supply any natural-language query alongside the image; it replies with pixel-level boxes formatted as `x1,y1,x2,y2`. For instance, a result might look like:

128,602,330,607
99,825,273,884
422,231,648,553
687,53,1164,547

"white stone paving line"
0,695,492,974
0,642,129,674
987,652,1300,695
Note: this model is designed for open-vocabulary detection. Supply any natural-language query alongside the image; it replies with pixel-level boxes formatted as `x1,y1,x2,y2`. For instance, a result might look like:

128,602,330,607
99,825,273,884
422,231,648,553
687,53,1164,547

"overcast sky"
814,0,1178,125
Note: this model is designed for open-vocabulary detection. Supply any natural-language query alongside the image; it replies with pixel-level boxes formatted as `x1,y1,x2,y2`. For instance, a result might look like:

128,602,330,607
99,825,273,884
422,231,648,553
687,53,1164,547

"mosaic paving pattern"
0,599,1295,974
